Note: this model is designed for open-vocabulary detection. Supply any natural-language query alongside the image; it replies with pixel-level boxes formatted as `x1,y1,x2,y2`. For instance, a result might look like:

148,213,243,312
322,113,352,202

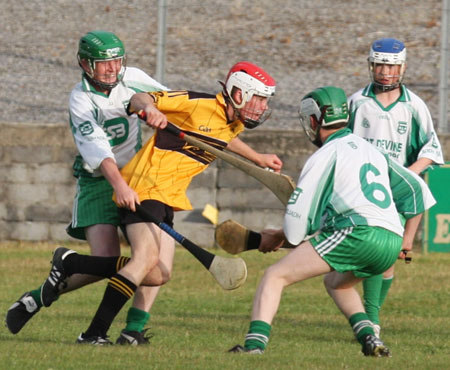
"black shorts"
119,199,174,227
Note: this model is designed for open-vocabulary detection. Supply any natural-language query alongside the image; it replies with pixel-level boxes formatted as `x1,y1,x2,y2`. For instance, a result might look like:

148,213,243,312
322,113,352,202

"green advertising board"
423,163,450,253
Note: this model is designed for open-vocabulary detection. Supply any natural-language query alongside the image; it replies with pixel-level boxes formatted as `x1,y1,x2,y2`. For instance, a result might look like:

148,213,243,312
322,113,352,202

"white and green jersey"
284,129,436,245
69,67,167,177
348,84,444,167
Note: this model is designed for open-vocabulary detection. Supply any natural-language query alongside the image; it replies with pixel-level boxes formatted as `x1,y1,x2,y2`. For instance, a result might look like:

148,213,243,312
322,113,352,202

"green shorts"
310,226,402,278
66,176,120,240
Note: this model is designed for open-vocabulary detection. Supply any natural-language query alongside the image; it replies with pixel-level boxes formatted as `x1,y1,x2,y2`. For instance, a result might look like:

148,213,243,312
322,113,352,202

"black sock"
84,273,137,338
63,255,130,277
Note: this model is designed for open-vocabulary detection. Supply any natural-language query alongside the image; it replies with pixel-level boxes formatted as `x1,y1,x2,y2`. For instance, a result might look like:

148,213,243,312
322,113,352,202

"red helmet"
223,61,276,128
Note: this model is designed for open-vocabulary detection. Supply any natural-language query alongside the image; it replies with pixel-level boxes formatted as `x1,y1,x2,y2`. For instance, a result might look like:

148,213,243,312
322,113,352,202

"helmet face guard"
77,30,126,91
368,38,406,92
299,99,326,147
222,61,276,128
298,86,349,147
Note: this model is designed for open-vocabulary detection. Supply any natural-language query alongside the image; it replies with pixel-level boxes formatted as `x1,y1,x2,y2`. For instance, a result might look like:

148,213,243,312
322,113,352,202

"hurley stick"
164,123,296,205
215,219,291,254
135,110,295,205
136,205,247,289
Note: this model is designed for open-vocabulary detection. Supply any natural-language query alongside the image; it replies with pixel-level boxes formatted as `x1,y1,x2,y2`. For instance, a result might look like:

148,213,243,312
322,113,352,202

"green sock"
244,320,271,351
379,276,394,307
29,287,43,308
349,312,375,344
124,307,150,332
362,274,383,325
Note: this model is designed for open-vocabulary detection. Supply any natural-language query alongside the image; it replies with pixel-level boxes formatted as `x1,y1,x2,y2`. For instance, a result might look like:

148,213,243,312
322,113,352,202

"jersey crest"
79,121,94,136
397,121,407,134
361,118,370,128
288,187,303,205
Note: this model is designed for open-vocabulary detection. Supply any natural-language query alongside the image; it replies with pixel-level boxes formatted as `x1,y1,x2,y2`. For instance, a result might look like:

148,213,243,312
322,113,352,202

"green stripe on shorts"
67,176,120,240
310,226,402,278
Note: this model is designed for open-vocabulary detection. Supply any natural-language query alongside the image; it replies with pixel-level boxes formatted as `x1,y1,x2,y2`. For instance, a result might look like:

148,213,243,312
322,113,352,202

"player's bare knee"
155,275,170,286
261,265,287,287
141,271,170,286
160,268,172,284
263,265,277,280
154,264,172,285
323,273,335,292
143,255,160,274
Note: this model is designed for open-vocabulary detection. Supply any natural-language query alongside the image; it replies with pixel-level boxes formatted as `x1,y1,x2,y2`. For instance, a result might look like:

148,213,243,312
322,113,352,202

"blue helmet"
368,38,406,91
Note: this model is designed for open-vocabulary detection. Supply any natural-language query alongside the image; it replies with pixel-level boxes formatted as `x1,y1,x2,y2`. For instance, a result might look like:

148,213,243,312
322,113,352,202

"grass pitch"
1,241,449,369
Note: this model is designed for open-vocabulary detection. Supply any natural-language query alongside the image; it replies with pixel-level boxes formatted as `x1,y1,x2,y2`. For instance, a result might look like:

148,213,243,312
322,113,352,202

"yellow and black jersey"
119,90,244,211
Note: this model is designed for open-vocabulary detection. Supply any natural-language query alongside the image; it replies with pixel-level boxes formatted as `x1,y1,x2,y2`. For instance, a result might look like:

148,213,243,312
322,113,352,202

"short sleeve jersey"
119,90,245,211
69,67,167,177
348,84,444,167
284,129,436,245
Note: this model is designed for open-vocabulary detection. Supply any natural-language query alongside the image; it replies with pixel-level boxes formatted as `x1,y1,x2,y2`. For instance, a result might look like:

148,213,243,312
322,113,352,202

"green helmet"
298,86,349,146
77,30,126,90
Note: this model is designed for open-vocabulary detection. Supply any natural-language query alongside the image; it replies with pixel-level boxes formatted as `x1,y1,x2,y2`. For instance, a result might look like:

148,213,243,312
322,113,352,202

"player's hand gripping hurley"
166,124,295,205
136,110,295,205
215,219,413,263
215,219,292,254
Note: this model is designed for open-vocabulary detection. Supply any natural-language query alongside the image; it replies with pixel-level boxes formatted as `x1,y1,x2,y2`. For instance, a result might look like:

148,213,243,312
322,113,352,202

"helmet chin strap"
310,106,328,147
310,125,323,147
312,136,323,148
83,73,118,91
373,82,401,93
236,108,266,129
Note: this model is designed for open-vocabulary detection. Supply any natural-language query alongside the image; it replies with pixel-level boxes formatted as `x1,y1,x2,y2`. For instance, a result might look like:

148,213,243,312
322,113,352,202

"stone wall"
0,123,76,241
1,122,449,247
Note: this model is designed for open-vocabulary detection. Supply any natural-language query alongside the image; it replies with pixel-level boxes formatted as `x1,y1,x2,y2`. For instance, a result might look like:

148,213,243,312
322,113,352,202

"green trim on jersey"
363,84,409,112
406,112,429,167
124,81,165,93
323,127,352,144
307,152,336,234
363,84,409,102
81,75,109,97
69,115,76,135
388,158,425,217
347,100,368,131
134,122,142,153
325,193,369,230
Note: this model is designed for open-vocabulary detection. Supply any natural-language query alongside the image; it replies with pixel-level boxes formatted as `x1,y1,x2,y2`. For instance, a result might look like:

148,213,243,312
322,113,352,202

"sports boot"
5,292,40,334
362,334,391,357
76,333,112,345
116,328,153,346
41,247,76,307
228,344,264,354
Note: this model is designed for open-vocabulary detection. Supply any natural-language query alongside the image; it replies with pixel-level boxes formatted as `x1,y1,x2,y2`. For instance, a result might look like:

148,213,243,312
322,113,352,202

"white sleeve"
123,67,169,92
69,89,114,172
388,158,437,216
347,88,364,114
414,99,444,165
283,147,336,245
